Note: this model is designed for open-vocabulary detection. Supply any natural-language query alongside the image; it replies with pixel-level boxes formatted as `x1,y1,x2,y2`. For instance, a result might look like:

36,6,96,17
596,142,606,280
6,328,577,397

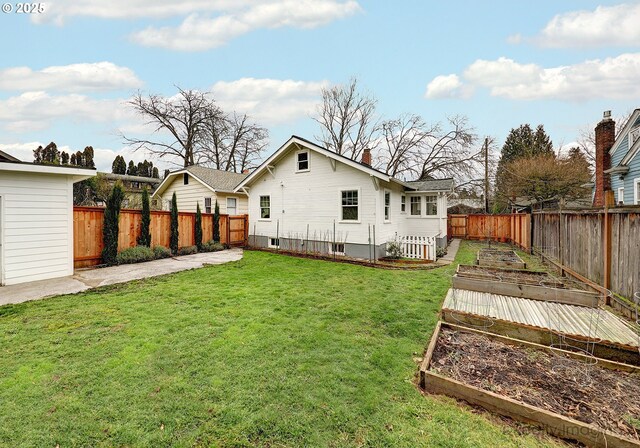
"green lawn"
0,242,563,447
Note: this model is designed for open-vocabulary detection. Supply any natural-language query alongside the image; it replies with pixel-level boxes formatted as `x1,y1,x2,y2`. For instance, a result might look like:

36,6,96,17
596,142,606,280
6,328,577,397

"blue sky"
1,0,639,171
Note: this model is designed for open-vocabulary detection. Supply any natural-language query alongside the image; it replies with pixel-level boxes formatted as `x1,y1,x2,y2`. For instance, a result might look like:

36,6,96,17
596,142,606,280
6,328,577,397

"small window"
384,191,391,221
630,127,640,148
269,237,280,248
183,173,189,185
341,190,358,221
634,178,640,205
330,242,345,255
618,187,625,205
401,195,406,213
205,197,212,214
227,197,237,215
260,195,271,219
410,196,421,215
131,181,140,189
297,151,309,171
425,195,437,215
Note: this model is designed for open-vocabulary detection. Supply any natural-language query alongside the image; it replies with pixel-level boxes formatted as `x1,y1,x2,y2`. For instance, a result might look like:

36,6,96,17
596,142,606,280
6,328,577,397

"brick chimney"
593,111,615,207
361,148,371,166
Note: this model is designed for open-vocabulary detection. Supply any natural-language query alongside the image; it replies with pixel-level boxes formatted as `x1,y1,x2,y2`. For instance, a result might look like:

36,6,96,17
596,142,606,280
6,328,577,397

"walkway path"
0,249,243,306
435,238,461,266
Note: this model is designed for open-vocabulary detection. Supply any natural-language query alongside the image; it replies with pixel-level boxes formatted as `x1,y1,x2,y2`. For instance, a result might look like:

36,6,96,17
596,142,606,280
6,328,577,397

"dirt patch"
478,248,524,264
430,327,640,440
457,264,585,289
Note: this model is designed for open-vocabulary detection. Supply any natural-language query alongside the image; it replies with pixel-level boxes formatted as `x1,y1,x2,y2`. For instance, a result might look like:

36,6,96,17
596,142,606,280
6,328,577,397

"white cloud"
424,74,473,99
425,53,640,101
532,3,640,48
131,0,361,51
0,91,134,133
0,62,143,93
211,77,328,124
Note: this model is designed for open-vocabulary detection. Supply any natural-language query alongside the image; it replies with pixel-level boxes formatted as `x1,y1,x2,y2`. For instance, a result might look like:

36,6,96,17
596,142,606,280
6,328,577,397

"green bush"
170,192,179,255
137,187,151,247
177,245,198,256
153,245,172,259
201,240,225,252
116,246,155,265
436,246,448,258
102,182,125,265
195,202,203,251
386,239,403,259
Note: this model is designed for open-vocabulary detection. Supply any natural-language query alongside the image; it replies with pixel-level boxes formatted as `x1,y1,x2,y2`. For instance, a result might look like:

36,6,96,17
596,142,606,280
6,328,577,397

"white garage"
0,153,94,286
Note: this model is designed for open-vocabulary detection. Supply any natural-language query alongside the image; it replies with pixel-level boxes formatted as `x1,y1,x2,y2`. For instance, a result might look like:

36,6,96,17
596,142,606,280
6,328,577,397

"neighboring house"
152,165,249,214
234,136,452,259
0,156,94,285
592,109,640,207
94,173,162,208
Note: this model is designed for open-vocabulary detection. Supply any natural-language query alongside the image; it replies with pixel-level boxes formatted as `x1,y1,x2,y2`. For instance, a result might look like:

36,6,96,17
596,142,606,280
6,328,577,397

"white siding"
398,193,448,239
0,171,74,285
159,175,248,214
247,150,407,245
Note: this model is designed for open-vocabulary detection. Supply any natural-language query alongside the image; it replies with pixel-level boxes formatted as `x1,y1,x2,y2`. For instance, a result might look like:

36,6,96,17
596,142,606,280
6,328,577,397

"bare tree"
198,111,269,173
313,77,379,161
123,88,212,167
576,109,633,168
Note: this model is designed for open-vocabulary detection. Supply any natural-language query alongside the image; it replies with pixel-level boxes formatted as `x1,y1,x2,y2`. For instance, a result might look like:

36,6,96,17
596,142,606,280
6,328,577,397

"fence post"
603,207,611,298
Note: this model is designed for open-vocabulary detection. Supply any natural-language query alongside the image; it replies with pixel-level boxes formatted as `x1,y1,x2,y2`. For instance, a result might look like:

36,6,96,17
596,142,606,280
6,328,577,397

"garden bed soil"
430,327,640,441
457,264,569,288
477,248,526,269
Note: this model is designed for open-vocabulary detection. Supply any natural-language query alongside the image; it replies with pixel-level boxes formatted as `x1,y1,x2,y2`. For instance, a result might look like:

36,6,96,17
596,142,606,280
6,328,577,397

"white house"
234,136,452,260
0,152,94,285
153,165,249,215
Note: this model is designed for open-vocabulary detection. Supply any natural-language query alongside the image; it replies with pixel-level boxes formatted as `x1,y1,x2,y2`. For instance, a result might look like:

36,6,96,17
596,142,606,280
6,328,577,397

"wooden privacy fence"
447,214,531,250
74,207,248,268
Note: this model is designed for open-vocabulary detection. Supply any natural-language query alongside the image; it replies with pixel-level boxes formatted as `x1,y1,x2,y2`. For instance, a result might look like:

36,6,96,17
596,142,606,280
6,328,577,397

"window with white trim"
205,197,212,214
296,151,309,171
269,237,280,248
618,187,625,205
630,127,640,148
425,195,438,215
634,178,640,205
384,190,391,221
260,195,271,219
227,197,237,215
401,195,406,213
329,242,345,255
410,196,421,215
341,190,358,221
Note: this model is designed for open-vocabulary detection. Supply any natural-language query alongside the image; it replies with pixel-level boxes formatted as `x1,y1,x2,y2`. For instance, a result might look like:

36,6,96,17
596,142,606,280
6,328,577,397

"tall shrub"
195,202,203,251
137,187,151,247
170,192,179,255
213,199,220,243
102,182,125,265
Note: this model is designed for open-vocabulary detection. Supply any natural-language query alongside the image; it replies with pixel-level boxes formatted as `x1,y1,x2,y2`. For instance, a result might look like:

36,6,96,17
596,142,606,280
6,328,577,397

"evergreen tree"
42,142,60,164
101,182,125,265
74,151,84,167
152,167,160,178
70,153,77,165
60,151,70,165
33,145,43,163
170,192,179,255
164,169,170,179
195,202,203,251
112,155,127,174
213,200,220,243
127,160,137,176
83,146,95,169
138,187,152,247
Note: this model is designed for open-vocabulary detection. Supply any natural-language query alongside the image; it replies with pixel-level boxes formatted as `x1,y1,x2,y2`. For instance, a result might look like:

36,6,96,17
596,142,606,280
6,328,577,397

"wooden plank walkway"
442,288,639,348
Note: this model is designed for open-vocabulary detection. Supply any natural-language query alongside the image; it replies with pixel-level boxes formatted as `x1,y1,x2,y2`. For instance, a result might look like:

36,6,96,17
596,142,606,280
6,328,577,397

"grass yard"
0,242,564,447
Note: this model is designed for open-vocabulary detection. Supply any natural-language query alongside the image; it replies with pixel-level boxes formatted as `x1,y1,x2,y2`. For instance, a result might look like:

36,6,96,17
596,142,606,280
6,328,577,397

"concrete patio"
0,248,244,306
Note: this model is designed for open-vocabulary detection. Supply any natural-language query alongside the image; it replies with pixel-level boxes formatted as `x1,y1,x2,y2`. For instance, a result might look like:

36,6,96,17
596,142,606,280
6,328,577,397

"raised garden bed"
476,248,526,269
453,264,599,307
420,322,640,447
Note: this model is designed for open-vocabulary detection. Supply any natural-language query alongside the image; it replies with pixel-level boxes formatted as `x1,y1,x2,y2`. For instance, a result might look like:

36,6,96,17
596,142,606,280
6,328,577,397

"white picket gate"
397,235,437,261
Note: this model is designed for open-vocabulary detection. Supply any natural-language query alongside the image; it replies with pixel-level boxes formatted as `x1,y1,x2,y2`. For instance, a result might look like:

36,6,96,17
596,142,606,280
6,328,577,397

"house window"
401,195,406,213
329,242,345,255
341,190,359,221
634,178,640,205
410,196,421,215
269,237,280,248
131,181,140,189
618,187,625,205
425,195,438,215
205,197,212,214
630,127,640,148
260,195,271,219
297,151,309,171
227,197,237,215
183,173,189,185
384,190,391,221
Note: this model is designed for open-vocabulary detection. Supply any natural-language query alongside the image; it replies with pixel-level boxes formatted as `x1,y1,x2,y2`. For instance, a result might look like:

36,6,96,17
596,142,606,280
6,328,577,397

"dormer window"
630,127,640,147
296,151,309,172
